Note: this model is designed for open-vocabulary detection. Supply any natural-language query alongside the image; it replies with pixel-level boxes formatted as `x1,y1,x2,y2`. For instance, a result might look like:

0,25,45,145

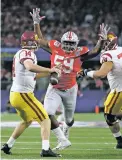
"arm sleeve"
48,40,61,51
100,53,112,64
19,50,35,64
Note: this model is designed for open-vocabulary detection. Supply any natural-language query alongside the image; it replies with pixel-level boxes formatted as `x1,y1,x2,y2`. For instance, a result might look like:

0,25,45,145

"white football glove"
98,23,110,40
30,8,45,24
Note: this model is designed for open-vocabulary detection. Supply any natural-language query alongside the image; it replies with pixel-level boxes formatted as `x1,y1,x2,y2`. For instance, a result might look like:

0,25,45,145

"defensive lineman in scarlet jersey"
30,8,110,150
81,32,122,149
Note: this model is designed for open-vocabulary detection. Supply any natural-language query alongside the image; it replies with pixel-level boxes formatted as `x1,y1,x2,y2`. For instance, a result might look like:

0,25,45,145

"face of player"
61,41,77,53
22,40,38,51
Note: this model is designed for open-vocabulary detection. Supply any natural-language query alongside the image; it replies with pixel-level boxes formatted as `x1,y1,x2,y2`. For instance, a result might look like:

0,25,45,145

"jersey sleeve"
79,46,89,56
48,40,61,51
100,53,112,64
19,50,35,64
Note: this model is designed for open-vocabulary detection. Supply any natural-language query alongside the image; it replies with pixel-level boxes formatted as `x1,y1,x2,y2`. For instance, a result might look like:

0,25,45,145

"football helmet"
61,31,79,52
103,32,118,51
21,31,39,50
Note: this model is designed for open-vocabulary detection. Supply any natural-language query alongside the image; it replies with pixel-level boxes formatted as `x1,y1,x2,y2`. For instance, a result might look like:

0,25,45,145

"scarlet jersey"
49,40,89,89
100,46,122,92
11,49,37,92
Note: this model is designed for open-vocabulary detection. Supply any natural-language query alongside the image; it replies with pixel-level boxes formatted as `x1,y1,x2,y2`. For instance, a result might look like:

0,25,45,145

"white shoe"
52,139,71,151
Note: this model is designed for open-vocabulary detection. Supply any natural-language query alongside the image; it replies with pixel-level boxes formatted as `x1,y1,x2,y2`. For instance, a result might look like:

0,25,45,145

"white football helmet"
61,31,79,52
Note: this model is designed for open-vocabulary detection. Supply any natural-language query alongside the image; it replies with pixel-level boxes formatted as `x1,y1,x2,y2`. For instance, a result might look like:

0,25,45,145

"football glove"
77,69,91,77
98,23,110,40
30,8,45,24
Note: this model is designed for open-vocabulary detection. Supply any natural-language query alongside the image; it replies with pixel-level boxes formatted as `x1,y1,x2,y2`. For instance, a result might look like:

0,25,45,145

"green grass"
1,113,105,121
1,113,122,159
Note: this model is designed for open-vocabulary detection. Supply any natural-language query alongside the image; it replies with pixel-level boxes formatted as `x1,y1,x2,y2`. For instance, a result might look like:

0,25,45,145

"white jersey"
100,46,122,92
11,49,37,93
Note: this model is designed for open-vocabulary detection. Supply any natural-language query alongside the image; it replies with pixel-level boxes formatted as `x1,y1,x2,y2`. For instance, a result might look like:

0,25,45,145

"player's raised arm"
30,8,51,53
80,23,110,61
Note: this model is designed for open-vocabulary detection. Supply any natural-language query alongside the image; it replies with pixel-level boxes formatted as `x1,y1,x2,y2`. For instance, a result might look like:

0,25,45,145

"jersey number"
54,55,74,73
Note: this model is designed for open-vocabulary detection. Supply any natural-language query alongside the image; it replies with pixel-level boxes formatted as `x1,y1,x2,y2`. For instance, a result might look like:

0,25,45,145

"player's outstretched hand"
77,69,91,77
98,23,110,40
30,8,45,24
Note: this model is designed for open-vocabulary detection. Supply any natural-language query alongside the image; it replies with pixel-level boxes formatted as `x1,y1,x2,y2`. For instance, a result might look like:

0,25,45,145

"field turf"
1,113,122,159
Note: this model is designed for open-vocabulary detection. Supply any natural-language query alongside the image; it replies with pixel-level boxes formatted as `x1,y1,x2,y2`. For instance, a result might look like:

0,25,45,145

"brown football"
50,72,59,85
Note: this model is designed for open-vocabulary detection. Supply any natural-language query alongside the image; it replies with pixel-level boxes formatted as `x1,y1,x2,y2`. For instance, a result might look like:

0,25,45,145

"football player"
1,31,62,157
30,8,110,150
81,32,122,149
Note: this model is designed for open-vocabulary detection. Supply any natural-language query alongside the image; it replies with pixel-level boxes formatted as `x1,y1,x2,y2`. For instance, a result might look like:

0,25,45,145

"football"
50,72,59,85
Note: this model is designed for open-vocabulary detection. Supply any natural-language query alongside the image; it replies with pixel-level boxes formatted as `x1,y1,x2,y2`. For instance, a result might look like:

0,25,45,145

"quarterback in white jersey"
1,31,61,157
11,48,37,93
82,32,122,149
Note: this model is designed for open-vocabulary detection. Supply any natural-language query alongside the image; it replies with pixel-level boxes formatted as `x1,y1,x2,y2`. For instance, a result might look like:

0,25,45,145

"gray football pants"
44,84,78,124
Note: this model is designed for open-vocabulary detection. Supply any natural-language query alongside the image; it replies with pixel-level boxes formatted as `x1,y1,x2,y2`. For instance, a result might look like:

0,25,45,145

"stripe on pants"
109,92,120,114
24,93,46,120
20,93,43,121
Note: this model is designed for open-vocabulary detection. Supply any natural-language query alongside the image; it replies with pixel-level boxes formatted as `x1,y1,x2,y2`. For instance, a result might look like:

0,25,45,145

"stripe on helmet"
68,31,72,40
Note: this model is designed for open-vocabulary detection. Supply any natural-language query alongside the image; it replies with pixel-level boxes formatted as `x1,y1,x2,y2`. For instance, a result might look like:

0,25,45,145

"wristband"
87,71,95,78
34,21,39,25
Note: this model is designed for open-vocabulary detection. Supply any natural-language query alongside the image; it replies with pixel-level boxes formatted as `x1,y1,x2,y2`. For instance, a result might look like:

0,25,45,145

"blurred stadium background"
1,0,122,159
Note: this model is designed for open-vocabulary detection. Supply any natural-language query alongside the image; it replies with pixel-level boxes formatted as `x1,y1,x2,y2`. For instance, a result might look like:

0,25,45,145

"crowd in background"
2,0,122,47
1,0,119,93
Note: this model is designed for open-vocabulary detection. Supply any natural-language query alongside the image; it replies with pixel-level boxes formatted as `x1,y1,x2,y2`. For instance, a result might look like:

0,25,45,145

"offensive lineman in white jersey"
81,32,122,149
1,31,61,157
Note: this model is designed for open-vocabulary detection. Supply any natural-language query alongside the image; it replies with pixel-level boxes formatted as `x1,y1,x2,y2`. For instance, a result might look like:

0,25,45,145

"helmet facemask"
61,41,78,52
21,40,38,51
102,33,117,51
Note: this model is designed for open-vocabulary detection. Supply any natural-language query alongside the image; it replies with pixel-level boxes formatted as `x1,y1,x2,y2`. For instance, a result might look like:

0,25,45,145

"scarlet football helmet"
61,31,79,52
103,32,118,51
21,31,39,49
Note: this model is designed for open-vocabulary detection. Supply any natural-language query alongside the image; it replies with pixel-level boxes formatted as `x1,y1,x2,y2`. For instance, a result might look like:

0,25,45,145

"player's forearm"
85,39,105,60
34,24,44,39
93,70,107,78
36,72,50,79
38,39,50,51
87,70,107,79
25,63,51,73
